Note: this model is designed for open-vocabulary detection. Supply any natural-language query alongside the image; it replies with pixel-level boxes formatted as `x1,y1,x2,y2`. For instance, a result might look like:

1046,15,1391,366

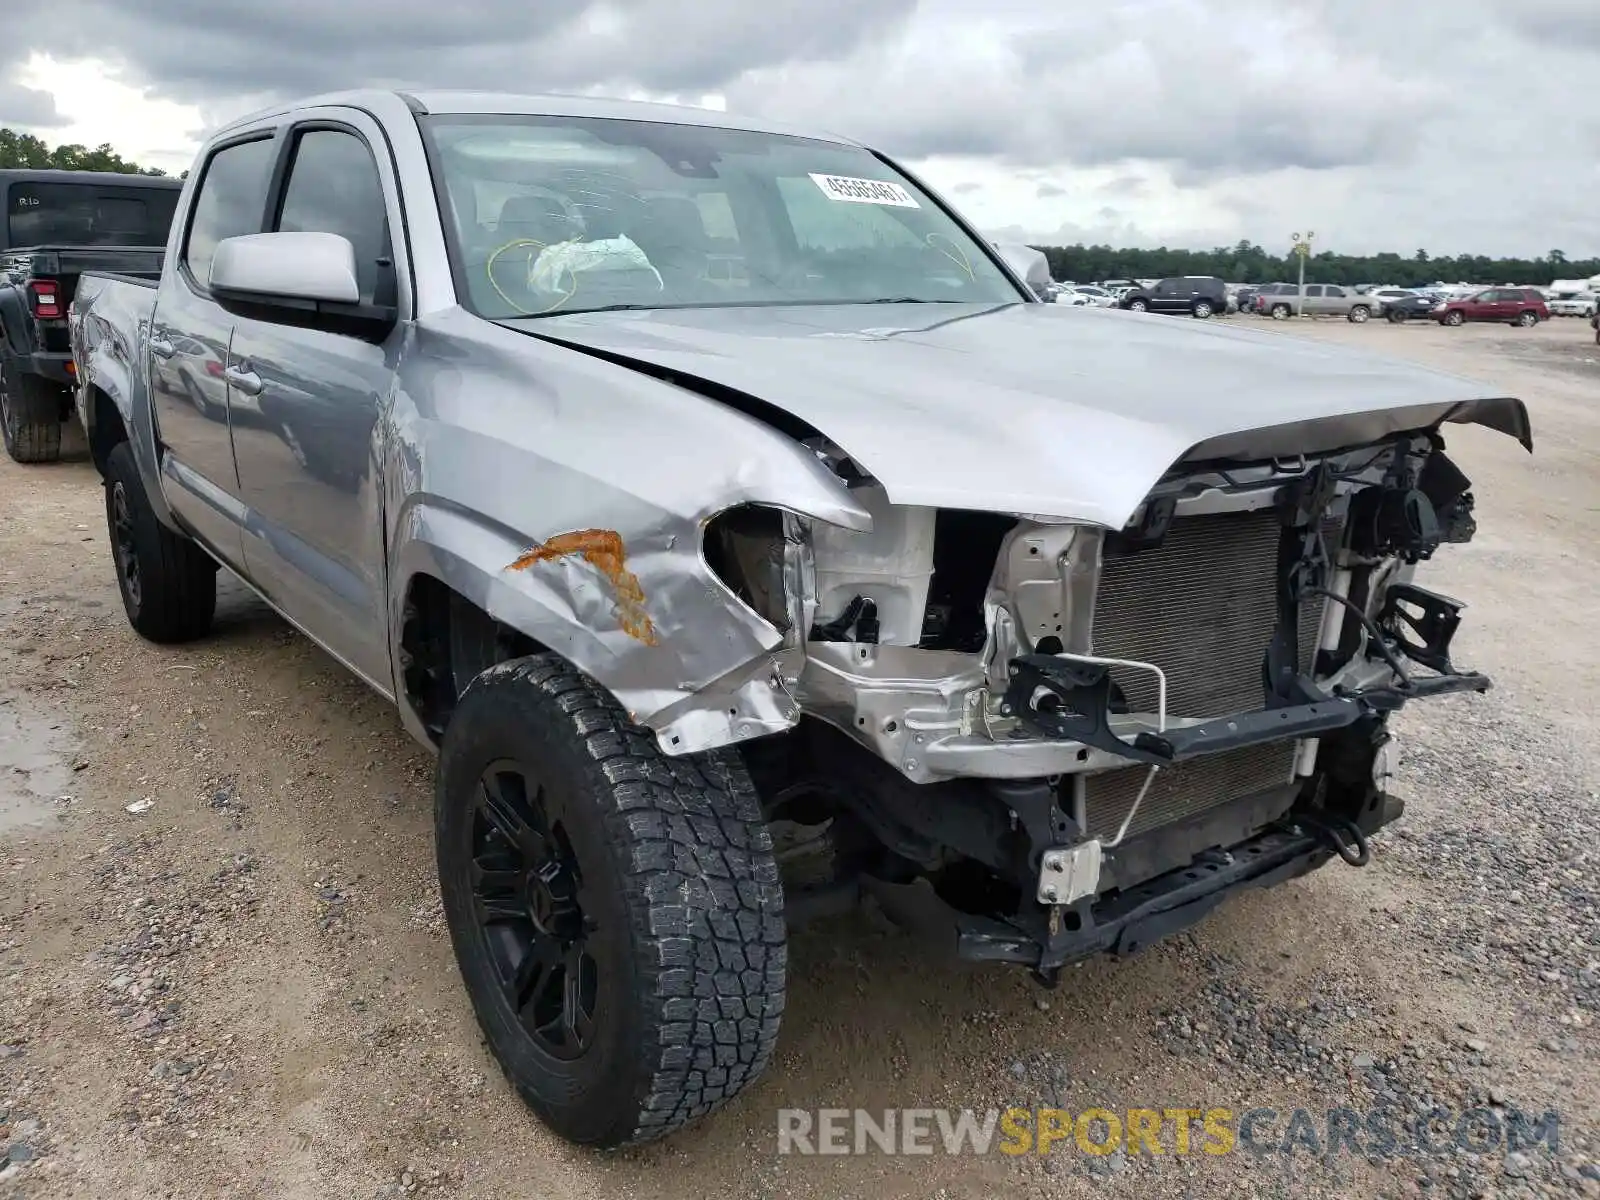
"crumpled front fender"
385,313,870,754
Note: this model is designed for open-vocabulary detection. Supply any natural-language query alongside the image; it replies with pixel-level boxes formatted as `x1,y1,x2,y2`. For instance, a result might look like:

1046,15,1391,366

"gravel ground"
0,318,1596,1198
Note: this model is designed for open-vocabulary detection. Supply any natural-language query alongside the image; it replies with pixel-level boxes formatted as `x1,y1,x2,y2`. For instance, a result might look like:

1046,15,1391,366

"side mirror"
209,232,394,341
210,232,360,304
992,241,1052,299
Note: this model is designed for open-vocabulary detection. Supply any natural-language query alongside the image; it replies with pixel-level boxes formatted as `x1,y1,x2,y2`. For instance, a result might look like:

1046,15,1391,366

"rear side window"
184,137,277,286
273,128,392,303
5,181,179,249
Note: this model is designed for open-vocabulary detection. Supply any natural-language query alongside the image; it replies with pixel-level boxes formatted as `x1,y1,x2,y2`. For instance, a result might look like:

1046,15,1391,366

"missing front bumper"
865,789,1404,974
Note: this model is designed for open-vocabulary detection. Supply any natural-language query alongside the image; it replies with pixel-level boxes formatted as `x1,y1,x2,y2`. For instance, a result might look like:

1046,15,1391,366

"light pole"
1291,230,1315,318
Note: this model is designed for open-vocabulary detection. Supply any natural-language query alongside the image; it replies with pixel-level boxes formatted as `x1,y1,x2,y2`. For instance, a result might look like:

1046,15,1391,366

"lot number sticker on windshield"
809,173,921,208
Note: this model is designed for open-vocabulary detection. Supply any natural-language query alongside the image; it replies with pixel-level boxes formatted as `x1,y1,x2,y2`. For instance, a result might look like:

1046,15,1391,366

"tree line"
1037,241,1598,288
1,126,172,176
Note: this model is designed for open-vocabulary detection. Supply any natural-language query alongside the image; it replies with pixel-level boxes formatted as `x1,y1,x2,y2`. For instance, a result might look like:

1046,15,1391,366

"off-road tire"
104,442,217,642
0,357,64,464
1348,304,1371,323
435,654,786,1148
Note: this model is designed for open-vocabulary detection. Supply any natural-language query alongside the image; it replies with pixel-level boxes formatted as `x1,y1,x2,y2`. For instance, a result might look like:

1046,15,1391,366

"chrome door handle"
149,337,175,359
223,366,263,396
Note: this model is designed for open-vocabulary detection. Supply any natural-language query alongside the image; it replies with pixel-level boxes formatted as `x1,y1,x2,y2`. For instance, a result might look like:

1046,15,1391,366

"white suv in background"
1548,292,1598,318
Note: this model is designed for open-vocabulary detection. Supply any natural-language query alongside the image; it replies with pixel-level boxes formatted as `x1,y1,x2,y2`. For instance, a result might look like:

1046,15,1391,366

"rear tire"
1515,310,1539,327
1192,300,1214,319
0,358,64,464
104,442,217,643
435,655,786,1148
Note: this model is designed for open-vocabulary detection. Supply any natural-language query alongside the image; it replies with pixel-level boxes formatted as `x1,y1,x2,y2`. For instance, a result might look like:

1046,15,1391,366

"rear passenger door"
1151,279,1184,314
225,111,406,692
148,130,280,570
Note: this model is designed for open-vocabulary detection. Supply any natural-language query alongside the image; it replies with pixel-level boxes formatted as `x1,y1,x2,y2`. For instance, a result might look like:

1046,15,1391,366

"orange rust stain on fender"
506,529,660,646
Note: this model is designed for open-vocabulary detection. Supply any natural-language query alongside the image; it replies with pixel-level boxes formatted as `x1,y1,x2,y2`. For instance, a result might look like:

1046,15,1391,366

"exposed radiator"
1082,509,1332,839
1083,743,1296,840
1091,510,1328,718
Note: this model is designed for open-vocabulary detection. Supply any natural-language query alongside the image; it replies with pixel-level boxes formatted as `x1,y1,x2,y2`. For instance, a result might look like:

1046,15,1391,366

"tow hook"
1293,813,1371,867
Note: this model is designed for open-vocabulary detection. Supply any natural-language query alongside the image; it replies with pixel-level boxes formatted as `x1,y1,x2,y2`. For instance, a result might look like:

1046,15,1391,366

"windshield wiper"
860,296,963,304
519,303,660,319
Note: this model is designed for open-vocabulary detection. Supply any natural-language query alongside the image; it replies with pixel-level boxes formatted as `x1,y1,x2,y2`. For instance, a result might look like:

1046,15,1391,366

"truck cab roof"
213,88,862,148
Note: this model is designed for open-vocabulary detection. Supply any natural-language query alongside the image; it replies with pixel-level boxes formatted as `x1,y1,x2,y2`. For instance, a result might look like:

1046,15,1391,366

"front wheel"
1388,309,1409,324
1442,310,1465,326
1515,310,1539,327
435,655,786,1148
104,442,217,642
1348,305,1370,323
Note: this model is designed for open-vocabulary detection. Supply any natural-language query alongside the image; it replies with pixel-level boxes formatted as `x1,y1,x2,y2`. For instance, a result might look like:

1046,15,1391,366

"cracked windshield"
424,115,1021,317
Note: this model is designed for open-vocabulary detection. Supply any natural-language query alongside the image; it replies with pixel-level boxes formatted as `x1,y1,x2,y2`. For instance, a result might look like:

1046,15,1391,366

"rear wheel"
1192,299,1214,319
0,357,64,464
1515,310,1539,327
435,655,786,1148
104,442,217,642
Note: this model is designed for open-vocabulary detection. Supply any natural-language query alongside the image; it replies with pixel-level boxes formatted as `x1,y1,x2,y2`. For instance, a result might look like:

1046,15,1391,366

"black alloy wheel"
468,757,599,1060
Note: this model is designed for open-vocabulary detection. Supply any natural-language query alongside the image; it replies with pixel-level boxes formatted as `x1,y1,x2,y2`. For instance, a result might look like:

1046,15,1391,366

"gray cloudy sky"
4,0,1596,257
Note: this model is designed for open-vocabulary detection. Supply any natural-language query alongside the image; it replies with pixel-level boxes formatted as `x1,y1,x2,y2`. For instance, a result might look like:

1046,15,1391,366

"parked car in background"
1364,287,1415,315
1434,288,1548,327
1548,291,1597,318
1118,275,1228,318
0,169,181,462
1098,278,1140,294
1071,284,1118,307
1256,284,1376,323
1384,294,1444,323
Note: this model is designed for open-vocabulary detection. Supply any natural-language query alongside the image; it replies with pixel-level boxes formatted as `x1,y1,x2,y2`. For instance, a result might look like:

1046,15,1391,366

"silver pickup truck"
1255,283,1377,321
70,89,1531,1149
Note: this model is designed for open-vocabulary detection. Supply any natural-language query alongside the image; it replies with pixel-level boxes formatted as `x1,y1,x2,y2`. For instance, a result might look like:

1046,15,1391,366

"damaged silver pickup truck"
69,90,1531,1149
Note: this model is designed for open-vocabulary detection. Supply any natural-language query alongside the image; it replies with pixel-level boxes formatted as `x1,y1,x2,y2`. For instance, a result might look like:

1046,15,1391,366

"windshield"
420,114,1023,319
4,180,178,249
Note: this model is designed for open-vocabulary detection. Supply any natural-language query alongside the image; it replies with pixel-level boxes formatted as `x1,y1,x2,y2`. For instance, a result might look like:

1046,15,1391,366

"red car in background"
1434,287,1548,327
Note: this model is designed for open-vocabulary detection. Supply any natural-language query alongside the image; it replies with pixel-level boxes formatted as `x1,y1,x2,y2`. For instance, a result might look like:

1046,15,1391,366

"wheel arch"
388,497,819,759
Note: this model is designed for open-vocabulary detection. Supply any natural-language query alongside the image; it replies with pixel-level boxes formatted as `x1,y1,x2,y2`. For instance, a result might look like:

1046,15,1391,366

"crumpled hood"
503,302,1531,529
